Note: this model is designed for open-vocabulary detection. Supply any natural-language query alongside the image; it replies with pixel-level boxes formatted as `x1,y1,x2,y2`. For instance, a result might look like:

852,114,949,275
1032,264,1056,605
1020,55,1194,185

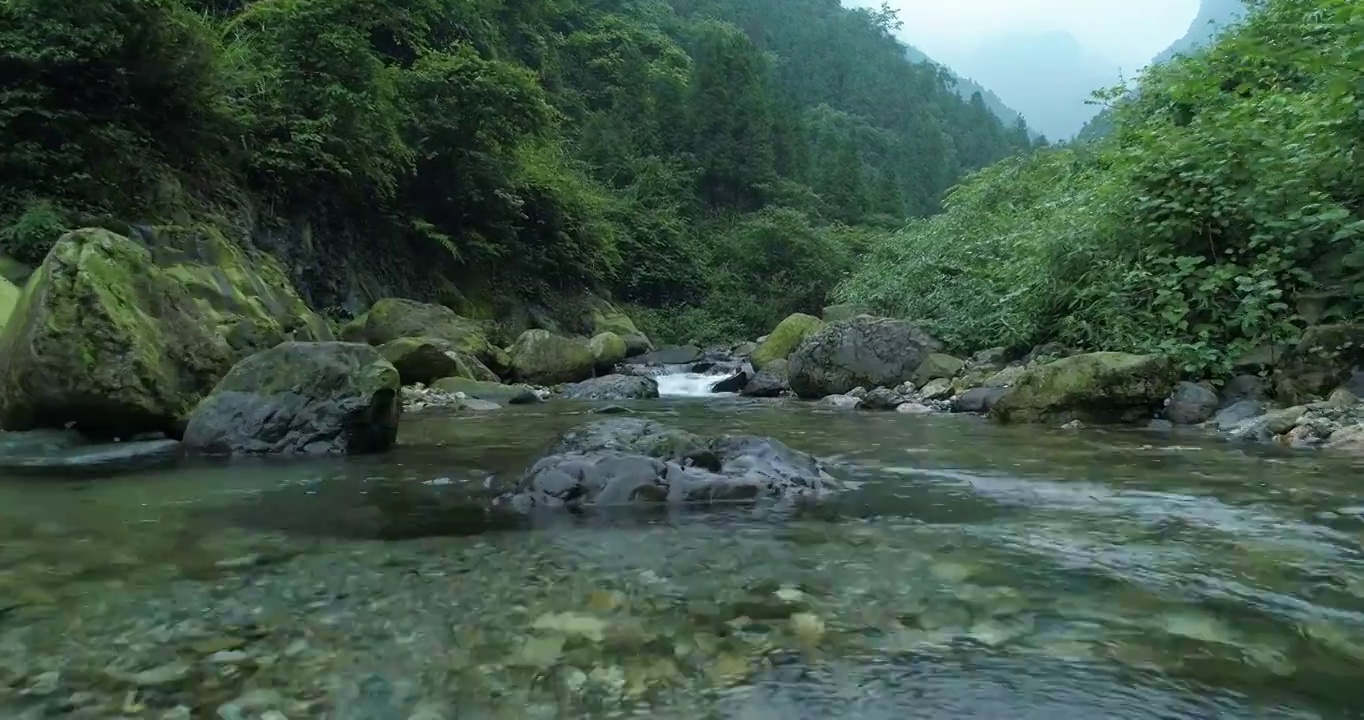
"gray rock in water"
183,341,401,456
0,430,182,476
504,418,846,511
742,360,790,397
1220,374,1268,407
820,394,862,410
710,364,752,393
561,374,659,401
1165,381,1220,424
788,316,942,398
860,387,906,411
1212,399,1266,430
952,386,1007,414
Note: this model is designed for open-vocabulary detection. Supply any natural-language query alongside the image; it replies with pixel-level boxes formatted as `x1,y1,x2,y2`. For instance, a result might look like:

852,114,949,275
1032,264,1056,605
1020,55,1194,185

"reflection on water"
1,395,1363,718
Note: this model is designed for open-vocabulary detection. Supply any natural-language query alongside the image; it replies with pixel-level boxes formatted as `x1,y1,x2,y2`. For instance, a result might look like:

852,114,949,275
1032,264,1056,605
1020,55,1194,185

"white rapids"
654,372,734,397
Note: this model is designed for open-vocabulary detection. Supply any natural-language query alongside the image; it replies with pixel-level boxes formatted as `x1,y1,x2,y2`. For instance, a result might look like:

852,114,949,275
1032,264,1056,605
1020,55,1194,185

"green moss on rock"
913,353,965,386
590,300,653,356
508,329,595,385
347,297,504,374
751,313,823,370
589,331,628,369
0,276,19,332
431,377,540,404
989,352,1177,424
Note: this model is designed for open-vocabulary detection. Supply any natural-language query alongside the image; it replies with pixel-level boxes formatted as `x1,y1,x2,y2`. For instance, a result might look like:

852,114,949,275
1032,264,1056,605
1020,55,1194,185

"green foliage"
840,0,1364,375
1,0,1038,339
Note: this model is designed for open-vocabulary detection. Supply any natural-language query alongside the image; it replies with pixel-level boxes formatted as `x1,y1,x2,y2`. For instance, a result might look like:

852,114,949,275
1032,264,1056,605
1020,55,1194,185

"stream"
2,375,1364,718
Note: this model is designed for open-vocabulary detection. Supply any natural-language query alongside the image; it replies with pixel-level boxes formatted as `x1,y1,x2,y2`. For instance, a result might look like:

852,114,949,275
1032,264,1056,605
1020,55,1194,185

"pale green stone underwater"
2,395,1363,718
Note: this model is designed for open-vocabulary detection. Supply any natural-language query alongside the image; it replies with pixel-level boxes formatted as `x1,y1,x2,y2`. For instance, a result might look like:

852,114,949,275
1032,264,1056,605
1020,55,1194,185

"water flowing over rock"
990,352,1177,424
0,227,330,438
626,345,704,366
788,316,943,398
501,418,847,512
561,375,660,401
183,341,400,455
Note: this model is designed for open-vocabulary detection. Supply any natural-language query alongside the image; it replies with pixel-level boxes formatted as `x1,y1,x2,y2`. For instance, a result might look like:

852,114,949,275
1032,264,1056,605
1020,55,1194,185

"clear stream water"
3,385,1364,718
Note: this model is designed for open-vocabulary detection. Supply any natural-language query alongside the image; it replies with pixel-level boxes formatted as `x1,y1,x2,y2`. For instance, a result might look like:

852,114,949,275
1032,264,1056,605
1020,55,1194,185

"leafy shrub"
0,200,67,264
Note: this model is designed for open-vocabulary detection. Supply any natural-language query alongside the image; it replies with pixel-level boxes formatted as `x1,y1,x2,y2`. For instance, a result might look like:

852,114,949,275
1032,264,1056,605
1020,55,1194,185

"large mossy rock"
0,276,20,332
342,297,506,374
378,336,498,385
183,342,400,455
989,352,1177,424
751,313,823,370
508,329,596,385
0,228,328,437
590,300,653,357
589,331,628,370
787,316,943,398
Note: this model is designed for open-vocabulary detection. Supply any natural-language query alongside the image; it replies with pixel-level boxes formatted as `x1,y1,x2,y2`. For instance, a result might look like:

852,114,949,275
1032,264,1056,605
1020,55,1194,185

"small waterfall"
655,372,733,397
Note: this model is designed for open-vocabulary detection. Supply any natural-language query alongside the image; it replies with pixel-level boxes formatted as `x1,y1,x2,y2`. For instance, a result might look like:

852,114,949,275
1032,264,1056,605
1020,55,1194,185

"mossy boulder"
508,329,595,385
378,336,498,385
0,228,325,437
343,298,505,375
431,377,541,404
989,352,1177,424
590,301,653,357
912,353,965,386
751,313,823,370
145,224,333,352
183,341,400,455
788,316,942,398
0,276,20,332
589,331,628,369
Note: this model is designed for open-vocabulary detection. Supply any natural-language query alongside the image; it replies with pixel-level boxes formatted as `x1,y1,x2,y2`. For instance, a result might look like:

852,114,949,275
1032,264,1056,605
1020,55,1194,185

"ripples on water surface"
2,395,1364,718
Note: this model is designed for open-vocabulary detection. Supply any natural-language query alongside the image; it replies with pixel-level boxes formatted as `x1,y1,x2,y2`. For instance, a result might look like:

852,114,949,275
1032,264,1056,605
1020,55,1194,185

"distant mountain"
949,30,1121,141
1150,0,1248,65
1076,0,1248,140
902,46,1039,140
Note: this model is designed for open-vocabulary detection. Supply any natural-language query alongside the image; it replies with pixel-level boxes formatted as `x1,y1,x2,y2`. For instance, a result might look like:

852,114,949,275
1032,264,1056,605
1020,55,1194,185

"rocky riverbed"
3,400,1364,719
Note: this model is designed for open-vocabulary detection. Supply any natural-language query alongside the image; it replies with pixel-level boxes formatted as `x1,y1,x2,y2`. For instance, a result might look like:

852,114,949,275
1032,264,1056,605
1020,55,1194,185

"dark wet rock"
183,341,400,456
1342,370,1364,396
710,364,752,393
788,316,942,398
1273,324,1364,404
626,345,703,366
741,360,790,397
691,361,717,374
502,418,846,512
821,394,862,410
590,404,635,415
1165,381,1220,424
970,347,1010,370
1211,399,1266,430
561,374,659,401
0,430,182,476
1220,374,1268,406
952,386,1008,414
732,341,757,358
861,387,907,411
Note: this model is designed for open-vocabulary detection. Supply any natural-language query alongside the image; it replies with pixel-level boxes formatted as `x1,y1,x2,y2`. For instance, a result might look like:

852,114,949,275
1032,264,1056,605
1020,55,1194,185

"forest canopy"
0,0,1034,343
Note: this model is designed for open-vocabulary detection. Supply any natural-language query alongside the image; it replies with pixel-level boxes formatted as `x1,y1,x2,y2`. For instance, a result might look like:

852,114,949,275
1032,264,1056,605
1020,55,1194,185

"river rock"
917,378,954,401
1164,381,1219,424
710,364,752,393
1273,324,1364,404
0,275,19,332
627,345,703,366
989,352,1177,424
0,429,182,476
788,316,942,399
562,374,660,401
913,353,965,386
589,332,628,370
342,298,506,375
821,394,862,410
589,300,654,356
1220,374,1268,406
377,336,497,385
952,386,1008,414
430,377,542,404
502,418,846,511
751,313,823,370
860,387,907,410
508,330,596,385
183,341,401,455
1324,424,1364,454
0,227,330,438
741,360,790,397
1211,399,1265,430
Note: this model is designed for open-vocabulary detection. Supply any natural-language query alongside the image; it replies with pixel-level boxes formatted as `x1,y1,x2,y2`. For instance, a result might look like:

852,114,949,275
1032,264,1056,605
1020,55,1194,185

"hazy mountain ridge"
1077,0,1249,140
902,45,1040,140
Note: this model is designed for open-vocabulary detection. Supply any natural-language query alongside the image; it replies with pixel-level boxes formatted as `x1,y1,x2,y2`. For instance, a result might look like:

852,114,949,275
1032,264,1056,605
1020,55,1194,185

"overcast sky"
845,0,1200,70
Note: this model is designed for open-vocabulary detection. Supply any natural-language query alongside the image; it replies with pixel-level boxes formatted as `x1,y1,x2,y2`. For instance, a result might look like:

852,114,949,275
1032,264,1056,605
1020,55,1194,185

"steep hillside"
902,46,1037,139
0,0,1034,344
840,0,1364,377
